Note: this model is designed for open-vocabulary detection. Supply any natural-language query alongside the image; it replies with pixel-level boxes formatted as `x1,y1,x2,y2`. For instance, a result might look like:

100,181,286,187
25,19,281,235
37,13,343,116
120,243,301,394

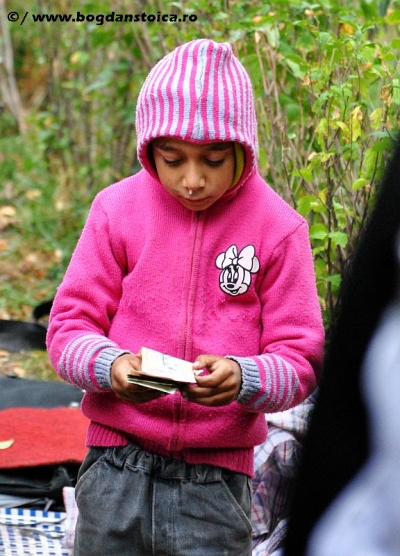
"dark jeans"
74,445,252,556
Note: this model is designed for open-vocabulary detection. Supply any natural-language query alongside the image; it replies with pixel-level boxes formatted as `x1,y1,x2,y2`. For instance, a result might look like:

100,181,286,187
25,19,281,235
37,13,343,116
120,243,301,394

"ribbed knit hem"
94,347,131,389
86,421,256,477
227,356,261,405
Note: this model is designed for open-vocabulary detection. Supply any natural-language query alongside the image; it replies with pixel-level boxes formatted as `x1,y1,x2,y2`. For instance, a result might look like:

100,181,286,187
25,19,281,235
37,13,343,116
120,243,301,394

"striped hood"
135,39,258,187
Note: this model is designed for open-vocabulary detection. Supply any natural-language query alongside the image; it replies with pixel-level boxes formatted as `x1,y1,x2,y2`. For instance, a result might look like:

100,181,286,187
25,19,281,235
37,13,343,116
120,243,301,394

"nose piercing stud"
188,190,193,196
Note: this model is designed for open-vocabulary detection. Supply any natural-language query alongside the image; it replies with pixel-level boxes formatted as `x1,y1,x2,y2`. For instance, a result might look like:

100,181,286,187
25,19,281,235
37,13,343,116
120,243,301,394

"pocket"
220,473,252,534
75,447,107,496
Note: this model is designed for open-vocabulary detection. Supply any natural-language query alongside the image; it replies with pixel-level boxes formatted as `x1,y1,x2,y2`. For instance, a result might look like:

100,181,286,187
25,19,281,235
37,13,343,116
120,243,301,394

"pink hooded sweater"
47,39,324,477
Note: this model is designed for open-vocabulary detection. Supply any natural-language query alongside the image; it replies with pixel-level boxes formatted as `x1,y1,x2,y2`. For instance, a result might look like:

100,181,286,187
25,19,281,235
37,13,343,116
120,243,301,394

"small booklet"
126,347,198,394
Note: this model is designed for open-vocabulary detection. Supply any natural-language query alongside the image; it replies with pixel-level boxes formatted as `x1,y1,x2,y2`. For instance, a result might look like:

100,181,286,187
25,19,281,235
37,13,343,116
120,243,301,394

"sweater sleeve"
230,221,324,413
46,196,130,392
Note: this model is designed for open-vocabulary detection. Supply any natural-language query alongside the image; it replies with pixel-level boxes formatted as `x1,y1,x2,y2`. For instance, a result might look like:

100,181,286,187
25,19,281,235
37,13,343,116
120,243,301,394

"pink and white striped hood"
135,39,258,187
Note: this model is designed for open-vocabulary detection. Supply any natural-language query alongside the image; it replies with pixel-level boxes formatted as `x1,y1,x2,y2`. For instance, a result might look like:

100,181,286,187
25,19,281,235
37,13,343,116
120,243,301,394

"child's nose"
182,164,205,192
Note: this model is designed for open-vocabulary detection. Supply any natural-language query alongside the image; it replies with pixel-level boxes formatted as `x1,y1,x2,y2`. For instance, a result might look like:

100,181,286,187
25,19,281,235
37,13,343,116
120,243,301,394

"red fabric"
0,408,89,469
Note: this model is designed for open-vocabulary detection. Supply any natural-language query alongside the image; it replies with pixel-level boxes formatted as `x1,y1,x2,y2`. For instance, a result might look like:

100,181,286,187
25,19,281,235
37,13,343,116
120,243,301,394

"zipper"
170,210,205,452
176,210,205,360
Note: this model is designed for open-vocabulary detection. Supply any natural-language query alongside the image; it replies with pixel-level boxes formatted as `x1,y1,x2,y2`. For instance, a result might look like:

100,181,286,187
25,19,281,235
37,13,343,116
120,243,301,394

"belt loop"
213,465,223,482
195,463,222,483
110,445,136,469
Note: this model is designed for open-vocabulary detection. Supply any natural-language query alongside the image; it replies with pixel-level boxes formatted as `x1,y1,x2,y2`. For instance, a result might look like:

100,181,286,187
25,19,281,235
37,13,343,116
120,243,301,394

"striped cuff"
226,356,261,405
95,347,131,389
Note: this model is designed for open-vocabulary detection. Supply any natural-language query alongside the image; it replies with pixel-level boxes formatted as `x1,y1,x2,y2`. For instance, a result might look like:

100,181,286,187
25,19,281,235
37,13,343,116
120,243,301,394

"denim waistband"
105,444,229,483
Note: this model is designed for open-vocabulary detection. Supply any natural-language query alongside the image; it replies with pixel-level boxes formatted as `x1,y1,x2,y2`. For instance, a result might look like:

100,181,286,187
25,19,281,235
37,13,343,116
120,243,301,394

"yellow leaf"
351,106,363,122
0,239,9,251
10,366,26,377
335,121,350,140
25,189,42,200
351,106,363,141
318,188,327,203
339,23,355,36
70,52,81,64
0,206,16,217
369,108,383,130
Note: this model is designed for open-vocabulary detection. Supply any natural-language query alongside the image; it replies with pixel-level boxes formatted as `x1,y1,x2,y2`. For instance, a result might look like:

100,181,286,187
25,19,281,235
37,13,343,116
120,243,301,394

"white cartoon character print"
216,245,260,296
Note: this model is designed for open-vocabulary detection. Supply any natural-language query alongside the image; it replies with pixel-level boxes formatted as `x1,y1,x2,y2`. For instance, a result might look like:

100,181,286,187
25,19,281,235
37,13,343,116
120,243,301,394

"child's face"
152,138,236,211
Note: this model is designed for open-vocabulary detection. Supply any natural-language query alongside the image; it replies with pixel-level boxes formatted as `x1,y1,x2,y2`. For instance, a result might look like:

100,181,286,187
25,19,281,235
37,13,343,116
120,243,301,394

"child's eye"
205,158,224,167
164,158,181,166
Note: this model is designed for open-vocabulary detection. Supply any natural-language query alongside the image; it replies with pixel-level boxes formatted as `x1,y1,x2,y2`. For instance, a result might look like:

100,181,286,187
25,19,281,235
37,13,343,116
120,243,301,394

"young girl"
47,39,324,556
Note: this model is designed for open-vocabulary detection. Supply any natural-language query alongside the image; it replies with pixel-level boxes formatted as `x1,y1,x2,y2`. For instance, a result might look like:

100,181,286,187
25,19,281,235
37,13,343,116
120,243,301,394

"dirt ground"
0,207,59,381
0,349,56,381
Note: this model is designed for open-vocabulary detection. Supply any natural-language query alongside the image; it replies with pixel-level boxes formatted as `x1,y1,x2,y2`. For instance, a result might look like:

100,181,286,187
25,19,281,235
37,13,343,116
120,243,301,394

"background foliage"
1,0,400,336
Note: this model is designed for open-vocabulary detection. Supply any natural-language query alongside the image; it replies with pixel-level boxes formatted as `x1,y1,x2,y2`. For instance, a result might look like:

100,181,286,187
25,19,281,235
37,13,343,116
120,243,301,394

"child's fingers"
184,357,242,406
194,357,240,387
193,354,220,371
184,380,237,406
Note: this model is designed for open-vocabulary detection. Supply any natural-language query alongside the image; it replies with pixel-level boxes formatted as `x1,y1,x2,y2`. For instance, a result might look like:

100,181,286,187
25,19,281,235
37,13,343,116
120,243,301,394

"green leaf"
315,117,329,139
327,273,342,288
70,51,90,65
329,231,348,247
296,195,320,217
312,245,327,257
385,9,400,25
293,167,313,181
352,178,369,191
317,32,333,47
371,137,394,152
285,59,305,79
309,223,328,240
266,27,280,48
362,146,379,178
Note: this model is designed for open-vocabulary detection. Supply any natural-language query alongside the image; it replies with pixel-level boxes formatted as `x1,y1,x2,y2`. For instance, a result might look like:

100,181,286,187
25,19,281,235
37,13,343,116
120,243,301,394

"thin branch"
0,0,26,132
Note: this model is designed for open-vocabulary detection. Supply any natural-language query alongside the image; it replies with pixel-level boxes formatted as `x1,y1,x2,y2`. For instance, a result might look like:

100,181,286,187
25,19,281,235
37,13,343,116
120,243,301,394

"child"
47,39,324,556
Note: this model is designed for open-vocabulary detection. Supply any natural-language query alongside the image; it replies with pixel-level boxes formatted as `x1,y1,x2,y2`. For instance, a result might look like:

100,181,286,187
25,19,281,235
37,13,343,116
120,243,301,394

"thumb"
193,354,221,374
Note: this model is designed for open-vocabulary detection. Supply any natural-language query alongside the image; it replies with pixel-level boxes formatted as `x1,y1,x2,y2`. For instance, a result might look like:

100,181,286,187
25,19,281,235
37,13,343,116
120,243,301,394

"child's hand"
183,355,242,406
111,353,167,403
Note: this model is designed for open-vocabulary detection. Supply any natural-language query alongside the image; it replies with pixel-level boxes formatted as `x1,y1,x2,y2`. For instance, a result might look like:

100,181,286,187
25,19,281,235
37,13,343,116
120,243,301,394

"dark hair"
284,134,400,555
